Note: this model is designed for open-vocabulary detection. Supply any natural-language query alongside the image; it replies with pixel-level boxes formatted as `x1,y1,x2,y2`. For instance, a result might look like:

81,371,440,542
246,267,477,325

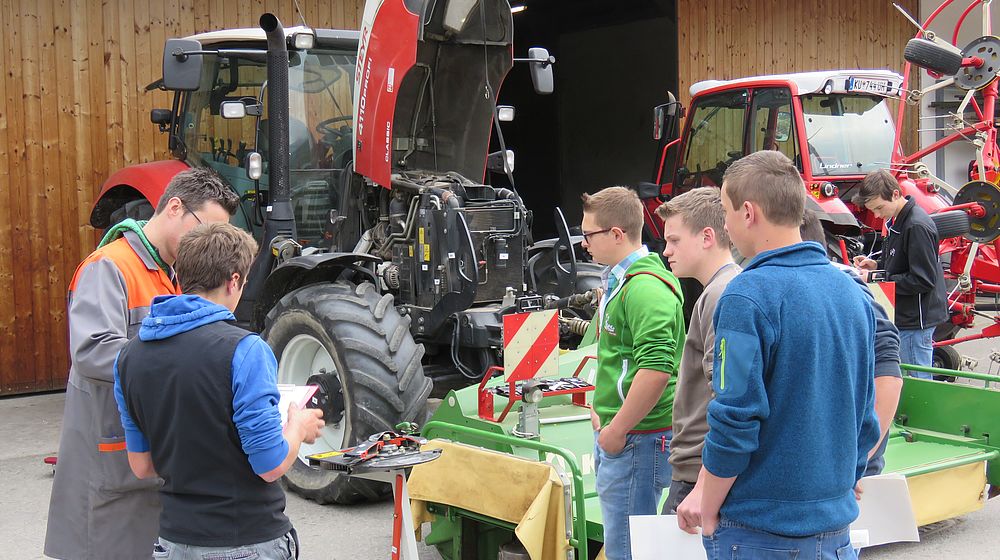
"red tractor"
642,0,1000,370
87,1,601,504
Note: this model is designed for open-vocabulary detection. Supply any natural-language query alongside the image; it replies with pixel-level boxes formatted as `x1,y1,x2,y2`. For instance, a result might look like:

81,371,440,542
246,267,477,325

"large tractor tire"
262,281,432,504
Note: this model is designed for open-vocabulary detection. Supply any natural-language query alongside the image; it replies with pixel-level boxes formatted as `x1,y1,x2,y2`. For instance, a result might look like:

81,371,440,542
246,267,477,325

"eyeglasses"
181,201,204,225
581,227,622,243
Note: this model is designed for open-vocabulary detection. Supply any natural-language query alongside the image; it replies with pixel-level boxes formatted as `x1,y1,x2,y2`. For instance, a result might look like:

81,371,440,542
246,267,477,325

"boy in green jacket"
581,186,685,560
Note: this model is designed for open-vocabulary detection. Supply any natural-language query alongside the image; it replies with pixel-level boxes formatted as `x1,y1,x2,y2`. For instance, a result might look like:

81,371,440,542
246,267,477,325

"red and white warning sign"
869,281,896,323
502,310,559,381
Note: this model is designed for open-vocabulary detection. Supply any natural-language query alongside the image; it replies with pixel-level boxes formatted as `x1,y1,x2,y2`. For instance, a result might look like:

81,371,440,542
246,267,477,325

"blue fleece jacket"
113,294,288,474
703,242,880,536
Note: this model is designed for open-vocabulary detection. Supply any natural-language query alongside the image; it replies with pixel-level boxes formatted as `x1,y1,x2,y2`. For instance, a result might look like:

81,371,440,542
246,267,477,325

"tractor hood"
354,0,513,188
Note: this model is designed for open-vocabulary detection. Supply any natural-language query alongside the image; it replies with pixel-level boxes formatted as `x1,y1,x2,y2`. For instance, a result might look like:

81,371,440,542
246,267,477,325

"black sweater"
879,197,949,330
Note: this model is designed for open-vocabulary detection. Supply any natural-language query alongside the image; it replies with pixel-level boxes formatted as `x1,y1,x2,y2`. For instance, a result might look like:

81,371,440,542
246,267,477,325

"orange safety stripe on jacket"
68,237,178,310
97,441,128,453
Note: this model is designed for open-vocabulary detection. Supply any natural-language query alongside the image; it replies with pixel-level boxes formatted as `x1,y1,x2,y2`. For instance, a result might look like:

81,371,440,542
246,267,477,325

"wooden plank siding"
677,0,920,152
0,0,364,395
0,0,922,394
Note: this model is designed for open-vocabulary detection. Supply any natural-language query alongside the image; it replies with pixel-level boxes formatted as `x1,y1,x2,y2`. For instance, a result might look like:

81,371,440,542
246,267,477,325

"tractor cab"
649,70,939,249
156,27,361,249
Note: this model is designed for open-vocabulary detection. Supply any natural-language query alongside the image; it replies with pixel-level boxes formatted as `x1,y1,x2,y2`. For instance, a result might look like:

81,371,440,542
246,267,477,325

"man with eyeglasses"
580,186,685,560
45,168,239,560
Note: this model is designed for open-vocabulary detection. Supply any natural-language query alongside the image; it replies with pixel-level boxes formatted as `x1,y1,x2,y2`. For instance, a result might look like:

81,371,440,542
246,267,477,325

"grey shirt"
669,262,740,482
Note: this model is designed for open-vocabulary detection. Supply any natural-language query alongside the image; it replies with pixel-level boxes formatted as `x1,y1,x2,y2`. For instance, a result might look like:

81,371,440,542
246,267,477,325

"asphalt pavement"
3,323,999,560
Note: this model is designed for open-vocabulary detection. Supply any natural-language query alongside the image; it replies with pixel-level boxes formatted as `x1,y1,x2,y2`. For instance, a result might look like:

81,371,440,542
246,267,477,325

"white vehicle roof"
188,25,314,45
690,69,905,97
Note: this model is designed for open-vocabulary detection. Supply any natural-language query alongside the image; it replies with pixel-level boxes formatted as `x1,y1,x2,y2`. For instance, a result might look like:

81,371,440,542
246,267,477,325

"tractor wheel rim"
277,334,347,459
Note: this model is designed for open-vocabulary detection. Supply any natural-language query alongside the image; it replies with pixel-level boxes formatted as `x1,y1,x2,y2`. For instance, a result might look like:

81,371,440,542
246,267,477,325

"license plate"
847,77,895,96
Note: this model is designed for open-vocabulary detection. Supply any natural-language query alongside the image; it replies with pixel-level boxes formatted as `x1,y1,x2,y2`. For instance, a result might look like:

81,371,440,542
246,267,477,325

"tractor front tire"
262,281,432,504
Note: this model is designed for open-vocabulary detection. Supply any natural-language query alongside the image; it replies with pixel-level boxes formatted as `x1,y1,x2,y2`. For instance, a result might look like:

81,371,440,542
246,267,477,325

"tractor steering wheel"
316,115,354,144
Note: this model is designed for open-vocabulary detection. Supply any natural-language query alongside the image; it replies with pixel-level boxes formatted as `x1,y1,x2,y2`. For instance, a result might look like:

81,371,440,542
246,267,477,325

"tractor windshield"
800,94,895,177
179,48,356,245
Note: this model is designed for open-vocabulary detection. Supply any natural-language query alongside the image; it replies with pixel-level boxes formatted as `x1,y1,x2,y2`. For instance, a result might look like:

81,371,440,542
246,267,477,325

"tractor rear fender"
89,160,190,229
811,195,861,234
250,252,381,330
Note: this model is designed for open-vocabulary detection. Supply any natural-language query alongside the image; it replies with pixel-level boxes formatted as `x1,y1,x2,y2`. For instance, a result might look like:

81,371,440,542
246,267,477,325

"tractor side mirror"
162,38,204,91
150,109,172,125
653,92,680,141
635,182,662,201
526,47,555,95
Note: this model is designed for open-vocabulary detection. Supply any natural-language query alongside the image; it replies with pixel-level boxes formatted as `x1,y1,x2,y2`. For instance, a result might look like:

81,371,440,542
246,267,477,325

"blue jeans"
154,531,298,560
703,518,855,560
899,327,934,378
594,429,672,560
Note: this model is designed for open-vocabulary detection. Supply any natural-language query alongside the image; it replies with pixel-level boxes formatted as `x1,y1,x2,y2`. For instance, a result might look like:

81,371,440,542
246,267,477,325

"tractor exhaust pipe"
259,13,295,233
244,13,296,318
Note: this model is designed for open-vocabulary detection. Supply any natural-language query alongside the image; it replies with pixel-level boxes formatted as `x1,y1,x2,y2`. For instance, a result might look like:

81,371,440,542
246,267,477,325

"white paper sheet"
629,515,707,560
629,474,917,558
276,384,319,426
850,473,920,547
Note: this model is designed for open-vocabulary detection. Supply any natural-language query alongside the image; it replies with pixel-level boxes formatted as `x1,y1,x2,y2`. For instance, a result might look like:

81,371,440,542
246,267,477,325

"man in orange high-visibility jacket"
44,168,238,560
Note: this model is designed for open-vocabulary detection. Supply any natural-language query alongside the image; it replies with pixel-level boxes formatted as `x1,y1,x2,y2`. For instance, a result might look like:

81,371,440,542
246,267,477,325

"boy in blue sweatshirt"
692,151,879,560
114,223,324,559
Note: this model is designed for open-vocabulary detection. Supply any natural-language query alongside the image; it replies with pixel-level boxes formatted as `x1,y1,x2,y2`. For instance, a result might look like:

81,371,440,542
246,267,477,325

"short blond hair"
580,186,643,241
722,151,804,227
176,223,258,295
656,187,730,247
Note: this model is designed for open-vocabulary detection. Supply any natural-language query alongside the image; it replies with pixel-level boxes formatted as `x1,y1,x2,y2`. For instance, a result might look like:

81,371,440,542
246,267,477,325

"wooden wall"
677,0,921,151
0,0,924,395
0,0,363,395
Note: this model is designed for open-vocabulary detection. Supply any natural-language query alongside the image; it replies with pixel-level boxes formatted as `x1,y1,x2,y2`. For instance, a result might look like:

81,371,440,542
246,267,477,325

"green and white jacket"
593,249,684,432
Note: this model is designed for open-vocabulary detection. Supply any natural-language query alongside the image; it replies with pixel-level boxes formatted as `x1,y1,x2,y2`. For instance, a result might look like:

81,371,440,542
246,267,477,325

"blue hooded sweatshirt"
703,242,880,536
113,294,288,474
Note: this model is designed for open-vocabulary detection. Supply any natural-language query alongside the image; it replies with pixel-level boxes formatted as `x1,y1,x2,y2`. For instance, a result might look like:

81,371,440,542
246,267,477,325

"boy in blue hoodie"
114,223,324,560
690,151,879,560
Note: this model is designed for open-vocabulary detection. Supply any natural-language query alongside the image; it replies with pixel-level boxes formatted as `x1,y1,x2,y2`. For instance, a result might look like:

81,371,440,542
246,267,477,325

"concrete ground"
4,326,1000,560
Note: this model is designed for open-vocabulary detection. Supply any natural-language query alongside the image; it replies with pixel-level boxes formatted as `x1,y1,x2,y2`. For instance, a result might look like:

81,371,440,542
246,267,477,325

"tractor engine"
373,171,529,308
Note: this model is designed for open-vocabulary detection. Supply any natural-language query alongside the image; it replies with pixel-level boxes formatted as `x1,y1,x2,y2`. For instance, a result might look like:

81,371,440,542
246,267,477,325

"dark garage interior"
490,0,679,238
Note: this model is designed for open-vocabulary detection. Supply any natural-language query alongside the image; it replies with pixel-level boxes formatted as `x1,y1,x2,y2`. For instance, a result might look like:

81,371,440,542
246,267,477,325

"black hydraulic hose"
495,187,518,201
545,289,598,310
427,187,462,208
451,323,482,379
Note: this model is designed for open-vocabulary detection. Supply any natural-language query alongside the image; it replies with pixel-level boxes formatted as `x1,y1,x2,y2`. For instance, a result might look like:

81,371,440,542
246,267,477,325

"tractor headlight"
246,152,263,181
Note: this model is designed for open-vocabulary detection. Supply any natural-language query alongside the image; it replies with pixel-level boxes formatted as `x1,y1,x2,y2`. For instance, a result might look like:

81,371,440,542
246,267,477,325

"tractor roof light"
291,30,315,50
497,105,515,122
823,80,835,94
